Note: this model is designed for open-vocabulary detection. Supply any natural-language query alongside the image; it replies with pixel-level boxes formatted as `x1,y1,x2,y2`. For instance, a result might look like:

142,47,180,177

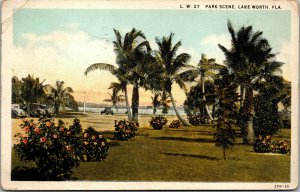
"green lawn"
12,125,291,182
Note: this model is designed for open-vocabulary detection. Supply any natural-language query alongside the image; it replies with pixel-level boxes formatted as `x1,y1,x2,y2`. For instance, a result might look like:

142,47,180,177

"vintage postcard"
1,0,298,190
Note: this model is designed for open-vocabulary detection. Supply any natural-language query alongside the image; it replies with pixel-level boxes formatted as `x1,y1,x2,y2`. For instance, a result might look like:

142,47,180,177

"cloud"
200,34,231,48
198,34,232,64
13,30,118,103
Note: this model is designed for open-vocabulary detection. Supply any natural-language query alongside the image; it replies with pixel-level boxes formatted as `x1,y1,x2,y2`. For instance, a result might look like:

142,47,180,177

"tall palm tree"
155,33,198,126
85,28,147,120
218,21,284,144
51,81,74,115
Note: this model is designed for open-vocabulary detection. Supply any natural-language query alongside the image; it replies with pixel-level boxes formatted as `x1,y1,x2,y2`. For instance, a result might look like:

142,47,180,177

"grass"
11,125,291,182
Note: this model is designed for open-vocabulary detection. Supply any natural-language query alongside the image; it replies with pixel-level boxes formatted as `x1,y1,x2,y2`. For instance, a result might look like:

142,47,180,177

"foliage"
13,118,110,180
218,21,284,144
13,118,82,180
213,67,239,160
254,94,280,136
184,82,216,116
114,120,139,140
12,76,23,104
169,120,181,128
213,120,235,160
254,135,290,154
48,81,75,115
155,33,198,126
187,114,210,126
81,127,110,161
149,116,168,130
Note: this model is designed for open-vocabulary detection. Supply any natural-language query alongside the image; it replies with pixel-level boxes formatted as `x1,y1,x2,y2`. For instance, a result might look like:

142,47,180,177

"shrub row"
253,135,290,154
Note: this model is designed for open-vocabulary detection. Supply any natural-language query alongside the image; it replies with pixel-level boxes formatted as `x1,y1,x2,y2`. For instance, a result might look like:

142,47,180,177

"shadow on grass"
55,113,89,119
162,152,220,161
150,136,214,143
11,166,78,181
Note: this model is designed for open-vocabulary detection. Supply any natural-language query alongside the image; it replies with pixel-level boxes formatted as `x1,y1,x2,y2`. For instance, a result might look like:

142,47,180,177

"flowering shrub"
14,118,82,180
81,127,110,161
169,120,181,128
187,114,210,125
253,135,291,154
14,118,111,180
114,120,138,140
149,116,167,130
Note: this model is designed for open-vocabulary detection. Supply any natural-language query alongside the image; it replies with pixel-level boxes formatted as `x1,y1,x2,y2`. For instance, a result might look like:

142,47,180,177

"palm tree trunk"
124,85,132,120
242,87,255,145
200,72,213,121
131,83,139,123
169,90,191,127
240,85,245,109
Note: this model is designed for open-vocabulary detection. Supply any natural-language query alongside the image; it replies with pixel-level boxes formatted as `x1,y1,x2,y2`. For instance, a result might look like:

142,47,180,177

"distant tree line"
12,74,78,115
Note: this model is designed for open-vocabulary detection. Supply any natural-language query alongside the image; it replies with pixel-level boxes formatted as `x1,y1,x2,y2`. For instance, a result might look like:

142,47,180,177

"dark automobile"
101,107,114,115
28,104,51,117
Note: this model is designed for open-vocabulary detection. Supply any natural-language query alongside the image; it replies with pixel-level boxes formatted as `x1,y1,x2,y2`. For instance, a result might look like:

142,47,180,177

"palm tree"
103,82,126,112
51,81,74,115
160,91,171,115
155,33,198,126
151,93,161,115
197,54,224,120
85,28,147,120
218,21,284,144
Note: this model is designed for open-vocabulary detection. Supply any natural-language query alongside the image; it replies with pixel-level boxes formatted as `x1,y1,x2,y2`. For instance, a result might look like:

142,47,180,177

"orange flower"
66,146,72,151
34,127,40,134
24,126,30,133
40,137,47,143
119,125,124,129
84,141,89,145
59,127,65,132
46,121,52,127
23,139,28,145
84,133,89,138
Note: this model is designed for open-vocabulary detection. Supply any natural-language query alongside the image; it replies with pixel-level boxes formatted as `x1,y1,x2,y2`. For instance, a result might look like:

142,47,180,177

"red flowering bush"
187,114,210,125
14,118,82,180
149,116,167,130
254,135,291,154
114,120,138,140
14,118,111,180
169,120,181,128
81,127,110,161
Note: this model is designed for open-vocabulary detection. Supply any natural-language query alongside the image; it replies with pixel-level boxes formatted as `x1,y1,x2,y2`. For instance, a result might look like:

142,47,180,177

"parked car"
29,103,47,117
101,107,114,115
11,104,27,118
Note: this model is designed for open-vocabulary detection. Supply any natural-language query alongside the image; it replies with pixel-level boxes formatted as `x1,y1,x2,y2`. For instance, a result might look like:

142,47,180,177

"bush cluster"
149,116,167,130
187,114,210,125
14,118,110,180
169,120,181,128
114,120,138,140
82,127,110,161
253,135,290,154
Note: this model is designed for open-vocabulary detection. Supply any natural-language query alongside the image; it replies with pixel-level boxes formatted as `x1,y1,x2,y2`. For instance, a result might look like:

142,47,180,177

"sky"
12,9,291,106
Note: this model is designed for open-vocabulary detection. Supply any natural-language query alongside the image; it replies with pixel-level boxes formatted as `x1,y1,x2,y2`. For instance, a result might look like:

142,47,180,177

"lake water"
78,107,186,116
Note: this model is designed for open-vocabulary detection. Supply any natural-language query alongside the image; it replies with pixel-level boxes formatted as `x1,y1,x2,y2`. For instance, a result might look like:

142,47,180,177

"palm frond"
84,63,116,76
